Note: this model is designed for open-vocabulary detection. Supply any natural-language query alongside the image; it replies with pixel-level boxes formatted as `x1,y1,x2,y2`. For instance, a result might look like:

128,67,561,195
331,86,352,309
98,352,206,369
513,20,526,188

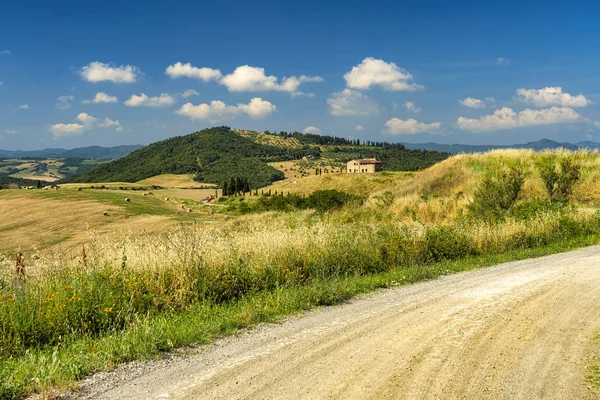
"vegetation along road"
75,246,600,399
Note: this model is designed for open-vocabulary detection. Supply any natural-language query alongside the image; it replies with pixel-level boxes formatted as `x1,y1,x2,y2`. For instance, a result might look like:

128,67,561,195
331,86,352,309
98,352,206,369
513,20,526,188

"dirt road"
77,246,600,399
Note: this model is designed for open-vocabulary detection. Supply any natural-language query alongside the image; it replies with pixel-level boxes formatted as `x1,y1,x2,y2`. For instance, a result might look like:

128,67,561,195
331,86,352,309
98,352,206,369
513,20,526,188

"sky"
1,0,600,150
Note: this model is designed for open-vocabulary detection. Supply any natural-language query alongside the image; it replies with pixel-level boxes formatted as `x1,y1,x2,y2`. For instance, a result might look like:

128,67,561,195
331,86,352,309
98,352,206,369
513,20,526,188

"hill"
0,144,143,159
402,138,600,154
64,127,449,188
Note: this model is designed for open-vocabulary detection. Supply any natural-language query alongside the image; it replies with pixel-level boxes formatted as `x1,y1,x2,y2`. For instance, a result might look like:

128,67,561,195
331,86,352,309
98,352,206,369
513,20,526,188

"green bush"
425,226,476,262
468,167,524,221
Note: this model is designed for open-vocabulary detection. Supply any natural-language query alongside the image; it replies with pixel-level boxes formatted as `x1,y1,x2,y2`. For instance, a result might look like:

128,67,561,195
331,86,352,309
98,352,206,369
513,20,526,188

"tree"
537,156,580,203
468,167,524,221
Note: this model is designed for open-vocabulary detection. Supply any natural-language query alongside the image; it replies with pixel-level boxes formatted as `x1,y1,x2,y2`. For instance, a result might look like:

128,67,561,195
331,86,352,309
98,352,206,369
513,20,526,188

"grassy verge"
2,233,599,399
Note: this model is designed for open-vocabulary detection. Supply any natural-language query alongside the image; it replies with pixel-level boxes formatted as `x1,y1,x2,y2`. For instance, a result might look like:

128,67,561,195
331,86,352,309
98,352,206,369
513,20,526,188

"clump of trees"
222,177,251,196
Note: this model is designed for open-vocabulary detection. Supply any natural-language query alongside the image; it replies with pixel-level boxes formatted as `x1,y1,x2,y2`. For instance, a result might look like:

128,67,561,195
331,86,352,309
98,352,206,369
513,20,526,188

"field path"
77,246,600,399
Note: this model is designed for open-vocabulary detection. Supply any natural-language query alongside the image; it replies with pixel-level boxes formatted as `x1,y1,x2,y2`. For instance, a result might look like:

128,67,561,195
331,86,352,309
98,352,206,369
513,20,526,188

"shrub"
468,167,524,221
425,226,475,262
537,155,581,203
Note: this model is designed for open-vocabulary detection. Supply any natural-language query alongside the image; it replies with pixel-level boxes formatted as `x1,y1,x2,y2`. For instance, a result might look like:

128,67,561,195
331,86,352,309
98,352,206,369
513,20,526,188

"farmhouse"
347,158,382,173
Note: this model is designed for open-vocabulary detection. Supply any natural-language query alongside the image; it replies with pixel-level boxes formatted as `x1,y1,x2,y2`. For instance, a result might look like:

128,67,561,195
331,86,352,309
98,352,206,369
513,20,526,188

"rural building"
346,158,382,173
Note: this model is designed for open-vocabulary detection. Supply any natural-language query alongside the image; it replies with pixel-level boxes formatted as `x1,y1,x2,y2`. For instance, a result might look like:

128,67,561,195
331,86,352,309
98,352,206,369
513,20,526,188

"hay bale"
125,198,130,202
143,193,147,196
77,187,82,191
188,208,193,213
164,197,169,201
103,211,109,216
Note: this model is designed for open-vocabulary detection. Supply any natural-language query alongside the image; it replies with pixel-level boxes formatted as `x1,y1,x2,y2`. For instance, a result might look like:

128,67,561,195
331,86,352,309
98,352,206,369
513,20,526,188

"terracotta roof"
351,158,382,164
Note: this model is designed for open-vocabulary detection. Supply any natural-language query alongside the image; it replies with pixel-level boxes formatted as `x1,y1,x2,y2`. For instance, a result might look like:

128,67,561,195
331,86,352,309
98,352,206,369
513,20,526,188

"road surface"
76,246,600,399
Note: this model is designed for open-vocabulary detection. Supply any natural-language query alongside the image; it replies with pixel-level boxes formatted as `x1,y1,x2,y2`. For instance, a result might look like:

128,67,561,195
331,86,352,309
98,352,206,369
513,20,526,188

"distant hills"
0,145,144,160
402,138,600,154
62,127,449,188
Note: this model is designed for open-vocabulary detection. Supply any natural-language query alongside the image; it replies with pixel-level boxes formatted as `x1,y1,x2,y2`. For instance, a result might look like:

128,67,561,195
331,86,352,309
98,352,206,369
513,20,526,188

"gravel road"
74,246,600,399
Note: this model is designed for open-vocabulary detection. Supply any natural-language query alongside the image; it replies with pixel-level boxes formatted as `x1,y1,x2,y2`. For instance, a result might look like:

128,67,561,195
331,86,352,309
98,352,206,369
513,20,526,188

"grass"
589,333,600,395
3,149,600,398
2,233,599,400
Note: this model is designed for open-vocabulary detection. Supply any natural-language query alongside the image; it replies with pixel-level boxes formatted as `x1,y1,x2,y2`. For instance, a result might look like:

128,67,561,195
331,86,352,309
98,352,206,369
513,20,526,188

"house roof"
350,158,382,164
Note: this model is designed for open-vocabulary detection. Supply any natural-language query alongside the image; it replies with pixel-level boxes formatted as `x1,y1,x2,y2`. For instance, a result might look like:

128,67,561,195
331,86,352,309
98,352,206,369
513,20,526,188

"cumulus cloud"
82,92,119,104
354,125,364,131
404,101,421,113
49,123,84,138
302,126,321,134
5,129,17,134
124,93,176,107
383,118,441,135
165,62,222,81
0,50,10,56
18,104,30,110
0,81,3,86
56,95,74,110
344,57,423,91
497,57,510,66
459,97,486,109
457,106,582,132
180,89,199,98
220,65,323,93
175,97,276,122
516,87,591,108
291,91,315,99
80,61,140,83
50,112,123,138
327,89,379,116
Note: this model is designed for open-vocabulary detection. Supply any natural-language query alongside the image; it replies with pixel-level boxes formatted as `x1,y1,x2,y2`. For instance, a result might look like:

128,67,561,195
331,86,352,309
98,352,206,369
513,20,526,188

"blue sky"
1,0,600,150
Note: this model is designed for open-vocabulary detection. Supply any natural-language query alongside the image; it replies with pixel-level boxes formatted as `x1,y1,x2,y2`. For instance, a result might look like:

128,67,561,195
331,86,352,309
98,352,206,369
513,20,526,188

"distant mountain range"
402,138,600,154
0,144,144,159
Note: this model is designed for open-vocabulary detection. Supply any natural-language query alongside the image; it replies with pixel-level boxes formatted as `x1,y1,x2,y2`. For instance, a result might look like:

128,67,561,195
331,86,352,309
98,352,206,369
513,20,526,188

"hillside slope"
63,127,292,188
64,127,450,188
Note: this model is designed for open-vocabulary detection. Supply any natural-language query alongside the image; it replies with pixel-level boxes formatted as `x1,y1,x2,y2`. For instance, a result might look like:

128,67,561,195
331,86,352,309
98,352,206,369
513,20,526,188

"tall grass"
2,149,600,398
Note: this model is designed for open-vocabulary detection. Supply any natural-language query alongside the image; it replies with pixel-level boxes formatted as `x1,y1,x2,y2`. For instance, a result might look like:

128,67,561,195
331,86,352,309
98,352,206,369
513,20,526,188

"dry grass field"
137,174,217,189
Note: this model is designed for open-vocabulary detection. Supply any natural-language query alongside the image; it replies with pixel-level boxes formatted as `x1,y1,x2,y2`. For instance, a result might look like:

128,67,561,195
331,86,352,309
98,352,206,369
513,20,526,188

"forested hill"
63,127,449,188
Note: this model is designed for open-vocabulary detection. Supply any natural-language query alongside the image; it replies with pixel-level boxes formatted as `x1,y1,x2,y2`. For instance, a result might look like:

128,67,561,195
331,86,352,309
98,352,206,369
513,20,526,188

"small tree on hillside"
537,156,580,203
468,166,524,221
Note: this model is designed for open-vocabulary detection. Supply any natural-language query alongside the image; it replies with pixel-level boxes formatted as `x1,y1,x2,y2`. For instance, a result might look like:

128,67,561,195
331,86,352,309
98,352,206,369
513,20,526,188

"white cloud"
5,129,17,134
291,91,315,99
98,117,124,132
383,118,441,135
302,126,321,134
459,97,486,109
0,81,3,86
404,101,421,113
165,62,222,82
80,61,140,83
237,97,277,119
354,125,364,131
83,92,119,104
56,95,74,110
176,97,276,122
497,57,510,66
344,57,423,91
18,104,30,110
457,106,582,132
124,93,176,107
0,50,10,56
51,112,122,138
49,123,84,138
327,89,379,116
220,65,322,93
76,112,97,129
180,89,199,98
516,86,591,108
